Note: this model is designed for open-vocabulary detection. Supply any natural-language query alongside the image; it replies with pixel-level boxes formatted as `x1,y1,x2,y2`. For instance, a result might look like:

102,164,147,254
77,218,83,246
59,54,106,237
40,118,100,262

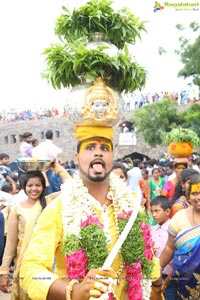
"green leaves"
42,0,147,93
62,233,80,256
118,211,153,278
175,22,200,91
80,224,108,269
54,0,146,49
42,41,147,93
118,218,145,265
163,127,200,148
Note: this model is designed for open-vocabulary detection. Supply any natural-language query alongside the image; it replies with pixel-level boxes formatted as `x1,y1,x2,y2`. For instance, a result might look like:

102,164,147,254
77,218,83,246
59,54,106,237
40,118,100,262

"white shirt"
32,139,62,160
127,167,142,194
167,172,176,181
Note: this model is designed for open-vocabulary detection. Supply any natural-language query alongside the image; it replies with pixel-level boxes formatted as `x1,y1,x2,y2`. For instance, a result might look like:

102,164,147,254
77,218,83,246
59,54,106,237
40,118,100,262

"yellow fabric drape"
12,201,42,300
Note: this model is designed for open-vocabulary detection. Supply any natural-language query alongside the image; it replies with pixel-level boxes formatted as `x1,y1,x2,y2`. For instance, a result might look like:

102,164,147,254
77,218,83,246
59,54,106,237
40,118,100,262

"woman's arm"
0,208,18,268
0,207,19,292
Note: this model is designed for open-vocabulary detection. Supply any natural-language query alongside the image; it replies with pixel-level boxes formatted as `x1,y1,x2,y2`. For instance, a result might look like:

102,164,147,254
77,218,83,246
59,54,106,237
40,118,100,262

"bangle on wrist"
66,279,79,300
152,281,162,288
152,286,162,293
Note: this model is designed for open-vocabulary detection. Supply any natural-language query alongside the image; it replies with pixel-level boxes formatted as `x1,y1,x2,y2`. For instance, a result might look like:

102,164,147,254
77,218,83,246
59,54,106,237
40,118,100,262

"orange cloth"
138,178,150,209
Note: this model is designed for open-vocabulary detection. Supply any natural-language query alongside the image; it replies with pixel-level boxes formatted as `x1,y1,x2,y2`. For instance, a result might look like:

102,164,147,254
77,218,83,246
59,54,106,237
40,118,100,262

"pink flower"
64,249,88,280
118,210,132,220
140,223,151,237
126,262,142,282
144,247,153,260
108,292,115,300
125,262,143,300
127,286,142,300
81,216,103,228
140,223,153,260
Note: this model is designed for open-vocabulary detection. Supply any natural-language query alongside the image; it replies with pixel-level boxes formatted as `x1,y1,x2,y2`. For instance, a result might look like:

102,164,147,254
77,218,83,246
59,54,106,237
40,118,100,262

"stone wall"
0,112,168,163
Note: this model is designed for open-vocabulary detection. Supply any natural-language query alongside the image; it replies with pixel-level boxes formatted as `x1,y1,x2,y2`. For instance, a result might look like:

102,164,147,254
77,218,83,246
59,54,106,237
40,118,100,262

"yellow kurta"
20,173,159,300
20,197,128,300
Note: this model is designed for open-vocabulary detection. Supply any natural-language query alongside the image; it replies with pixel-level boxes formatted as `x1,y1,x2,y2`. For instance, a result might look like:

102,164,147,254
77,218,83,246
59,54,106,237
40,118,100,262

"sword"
102,203,140,269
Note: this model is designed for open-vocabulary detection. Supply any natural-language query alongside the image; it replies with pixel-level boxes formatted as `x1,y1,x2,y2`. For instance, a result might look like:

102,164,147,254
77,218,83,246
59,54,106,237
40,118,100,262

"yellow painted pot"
168,142,193,158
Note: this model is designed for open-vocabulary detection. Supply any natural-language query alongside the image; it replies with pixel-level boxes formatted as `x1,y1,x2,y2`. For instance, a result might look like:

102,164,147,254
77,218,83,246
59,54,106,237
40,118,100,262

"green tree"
131,100,183,147
180,103,200,136
175,22,200,93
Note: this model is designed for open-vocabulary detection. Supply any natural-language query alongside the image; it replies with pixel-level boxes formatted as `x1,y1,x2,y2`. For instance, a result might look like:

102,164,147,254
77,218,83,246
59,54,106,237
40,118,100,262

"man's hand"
0,274,12,293
72,268,117,300
150,288,165,300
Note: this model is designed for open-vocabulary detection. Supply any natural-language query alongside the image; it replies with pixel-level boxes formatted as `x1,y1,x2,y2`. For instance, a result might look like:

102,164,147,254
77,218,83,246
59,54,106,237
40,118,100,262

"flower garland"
61,174,153,300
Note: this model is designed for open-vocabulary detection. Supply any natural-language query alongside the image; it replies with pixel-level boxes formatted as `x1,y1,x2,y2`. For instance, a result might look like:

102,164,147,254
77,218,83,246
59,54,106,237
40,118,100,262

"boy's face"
150,204,171,225
0,157,9,165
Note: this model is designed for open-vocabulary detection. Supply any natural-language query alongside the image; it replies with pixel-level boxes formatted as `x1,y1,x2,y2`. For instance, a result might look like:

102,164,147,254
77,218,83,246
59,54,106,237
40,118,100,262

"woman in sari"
0,170,49,300
160,173,200,300
170,168,199,217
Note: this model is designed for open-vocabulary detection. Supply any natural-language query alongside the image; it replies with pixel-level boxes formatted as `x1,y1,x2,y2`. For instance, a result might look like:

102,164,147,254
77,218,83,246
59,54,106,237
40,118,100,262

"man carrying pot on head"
20,79,161,300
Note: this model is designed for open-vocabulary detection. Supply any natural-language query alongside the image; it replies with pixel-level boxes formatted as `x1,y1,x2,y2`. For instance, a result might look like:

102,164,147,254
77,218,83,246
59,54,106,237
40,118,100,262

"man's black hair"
45,130,53,140
23,132,32,139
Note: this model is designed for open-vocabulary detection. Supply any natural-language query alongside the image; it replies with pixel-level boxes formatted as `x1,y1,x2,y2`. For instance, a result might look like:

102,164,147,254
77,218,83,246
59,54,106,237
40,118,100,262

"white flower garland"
61,173,151,300
61,173,137,237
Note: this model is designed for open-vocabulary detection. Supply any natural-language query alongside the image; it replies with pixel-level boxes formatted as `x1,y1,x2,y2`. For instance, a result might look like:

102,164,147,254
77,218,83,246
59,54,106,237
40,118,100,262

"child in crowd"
139,169,150,211
150,195,178,300
111,161,128,184
0,153,15,189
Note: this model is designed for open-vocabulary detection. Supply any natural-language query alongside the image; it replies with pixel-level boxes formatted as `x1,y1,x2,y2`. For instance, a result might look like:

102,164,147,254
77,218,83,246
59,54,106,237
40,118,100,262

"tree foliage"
175,22,200,92
179,103,200,137
131,100,183,147
131,100,200,147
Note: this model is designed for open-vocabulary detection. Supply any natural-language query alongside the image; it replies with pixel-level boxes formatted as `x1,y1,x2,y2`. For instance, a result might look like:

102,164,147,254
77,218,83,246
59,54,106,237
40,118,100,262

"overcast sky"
0,0,199,111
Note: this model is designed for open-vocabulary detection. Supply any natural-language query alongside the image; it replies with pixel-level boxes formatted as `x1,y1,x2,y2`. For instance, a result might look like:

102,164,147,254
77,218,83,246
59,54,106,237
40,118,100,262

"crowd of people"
0,129,199,299
123,89,199,110
0,107,67,124
0,89,199,124
110,154,200,299
0,114,200,300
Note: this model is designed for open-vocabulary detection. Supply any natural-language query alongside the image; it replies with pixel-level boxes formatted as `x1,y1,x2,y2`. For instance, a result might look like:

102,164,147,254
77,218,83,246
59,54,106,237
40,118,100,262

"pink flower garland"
140,223,153,260
64,214,152,300
64,216,104,280
125,222,153,300
64,249,88,280
80,216,103,228
118,212,153,300
126,262,143,300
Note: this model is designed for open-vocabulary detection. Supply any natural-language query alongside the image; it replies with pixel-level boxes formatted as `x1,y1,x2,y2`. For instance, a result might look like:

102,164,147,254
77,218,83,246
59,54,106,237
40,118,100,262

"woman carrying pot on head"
171,168,199,217
0,170,51,300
